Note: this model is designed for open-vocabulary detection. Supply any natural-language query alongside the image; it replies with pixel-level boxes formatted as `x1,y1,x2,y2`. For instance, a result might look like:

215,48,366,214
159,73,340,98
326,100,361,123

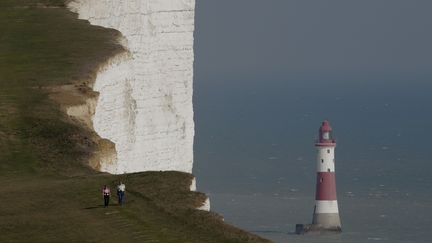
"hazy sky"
194,0,432,82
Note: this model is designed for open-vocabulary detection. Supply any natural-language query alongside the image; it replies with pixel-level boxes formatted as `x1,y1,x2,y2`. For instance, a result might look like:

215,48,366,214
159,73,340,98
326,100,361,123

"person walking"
102,185,111,208
117,181,126,206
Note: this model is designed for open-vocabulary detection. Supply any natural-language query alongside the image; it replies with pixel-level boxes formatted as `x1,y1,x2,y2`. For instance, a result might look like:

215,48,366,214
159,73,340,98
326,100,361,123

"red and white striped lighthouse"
312,120,342,231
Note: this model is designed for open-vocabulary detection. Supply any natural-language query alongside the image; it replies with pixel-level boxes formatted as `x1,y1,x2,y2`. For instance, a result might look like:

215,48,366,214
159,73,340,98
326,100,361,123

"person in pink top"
102,185,111,208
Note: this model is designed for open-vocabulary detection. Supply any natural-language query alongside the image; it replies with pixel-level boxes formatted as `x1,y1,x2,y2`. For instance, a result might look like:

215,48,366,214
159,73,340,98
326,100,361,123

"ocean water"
193,77,432,243
193,1,432,242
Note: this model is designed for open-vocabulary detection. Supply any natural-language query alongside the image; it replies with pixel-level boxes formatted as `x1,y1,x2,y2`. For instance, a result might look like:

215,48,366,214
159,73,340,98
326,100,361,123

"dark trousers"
104,195,110,207
117,191,125,205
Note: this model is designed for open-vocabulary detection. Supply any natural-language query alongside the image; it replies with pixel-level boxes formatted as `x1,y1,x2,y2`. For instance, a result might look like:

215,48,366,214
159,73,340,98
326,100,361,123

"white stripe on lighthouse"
315,200,340,214
317,147,335,172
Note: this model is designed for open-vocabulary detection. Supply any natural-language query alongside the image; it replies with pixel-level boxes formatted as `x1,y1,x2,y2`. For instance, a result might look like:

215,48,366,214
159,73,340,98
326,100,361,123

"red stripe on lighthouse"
315,172,337,200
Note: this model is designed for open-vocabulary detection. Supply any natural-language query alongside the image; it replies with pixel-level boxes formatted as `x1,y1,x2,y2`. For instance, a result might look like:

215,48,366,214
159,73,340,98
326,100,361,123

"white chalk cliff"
68,0,195,174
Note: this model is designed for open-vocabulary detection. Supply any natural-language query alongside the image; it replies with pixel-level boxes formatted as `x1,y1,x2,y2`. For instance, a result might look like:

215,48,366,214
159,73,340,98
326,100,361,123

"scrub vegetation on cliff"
0,1,270,242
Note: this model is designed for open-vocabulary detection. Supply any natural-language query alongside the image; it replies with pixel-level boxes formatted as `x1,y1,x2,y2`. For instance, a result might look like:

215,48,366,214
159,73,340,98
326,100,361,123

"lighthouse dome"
316,120,336,146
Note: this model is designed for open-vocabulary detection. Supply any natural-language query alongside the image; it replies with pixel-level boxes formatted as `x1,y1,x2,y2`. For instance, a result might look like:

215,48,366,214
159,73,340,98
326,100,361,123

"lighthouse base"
295,224,342,235
312,213,341,228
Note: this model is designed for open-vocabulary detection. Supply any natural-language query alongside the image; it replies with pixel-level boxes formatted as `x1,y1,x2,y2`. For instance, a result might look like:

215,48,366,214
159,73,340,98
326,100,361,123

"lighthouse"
295,120,342,234
312,120,341,231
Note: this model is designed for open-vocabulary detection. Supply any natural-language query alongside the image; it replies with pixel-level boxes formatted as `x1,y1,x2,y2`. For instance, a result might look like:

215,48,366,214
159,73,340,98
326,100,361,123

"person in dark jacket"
102,185,111,208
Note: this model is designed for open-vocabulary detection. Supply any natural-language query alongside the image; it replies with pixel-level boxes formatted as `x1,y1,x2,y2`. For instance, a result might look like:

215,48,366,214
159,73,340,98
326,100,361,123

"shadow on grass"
83,204,121,210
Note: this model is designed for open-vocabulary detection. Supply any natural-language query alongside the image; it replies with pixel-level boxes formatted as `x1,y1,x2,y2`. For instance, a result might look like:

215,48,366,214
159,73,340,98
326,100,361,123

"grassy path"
0,174,182,242
0,172,269,242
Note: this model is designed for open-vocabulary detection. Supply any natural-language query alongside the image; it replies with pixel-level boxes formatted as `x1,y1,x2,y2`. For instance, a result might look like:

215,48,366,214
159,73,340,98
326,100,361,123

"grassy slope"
0,1,271,243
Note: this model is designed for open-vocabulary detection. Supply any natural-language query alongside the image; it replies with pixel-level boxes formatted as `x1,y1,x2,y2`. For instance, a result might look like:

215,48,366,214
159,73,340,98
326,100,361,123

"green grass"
0,1,122,176
0,1,271,242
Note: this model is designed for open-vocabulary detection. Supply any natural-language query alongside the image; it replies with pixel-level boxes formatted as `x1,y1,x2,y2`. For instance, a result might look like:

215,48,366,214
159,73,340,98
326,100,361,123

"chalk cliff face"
68,0,195,174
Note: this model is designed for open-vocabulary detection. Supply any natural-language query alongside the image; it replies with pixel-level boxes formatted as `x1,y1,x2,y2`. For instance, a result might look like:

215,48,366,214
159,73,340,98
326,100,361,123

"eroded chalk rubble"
68,0,195,174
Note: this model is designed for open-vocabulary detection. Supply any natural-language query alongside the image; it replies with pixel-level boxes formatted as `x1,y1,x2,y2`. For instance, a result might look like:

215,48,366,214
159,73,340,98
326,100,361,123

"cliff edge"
68,0,195,174
0,0,270,242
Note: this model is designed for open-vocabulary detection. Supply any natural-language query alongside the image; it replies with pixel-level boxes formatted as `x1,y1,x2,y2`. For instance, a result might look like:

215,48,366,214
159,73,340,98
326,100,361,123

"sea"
193,1,432,242
193,77,432,243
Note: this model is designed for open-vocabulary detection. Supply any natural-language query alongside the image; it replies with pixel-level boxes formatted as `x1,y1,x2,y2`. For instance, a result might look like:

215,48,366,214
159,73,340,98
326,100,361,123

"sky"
194,0,432,83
